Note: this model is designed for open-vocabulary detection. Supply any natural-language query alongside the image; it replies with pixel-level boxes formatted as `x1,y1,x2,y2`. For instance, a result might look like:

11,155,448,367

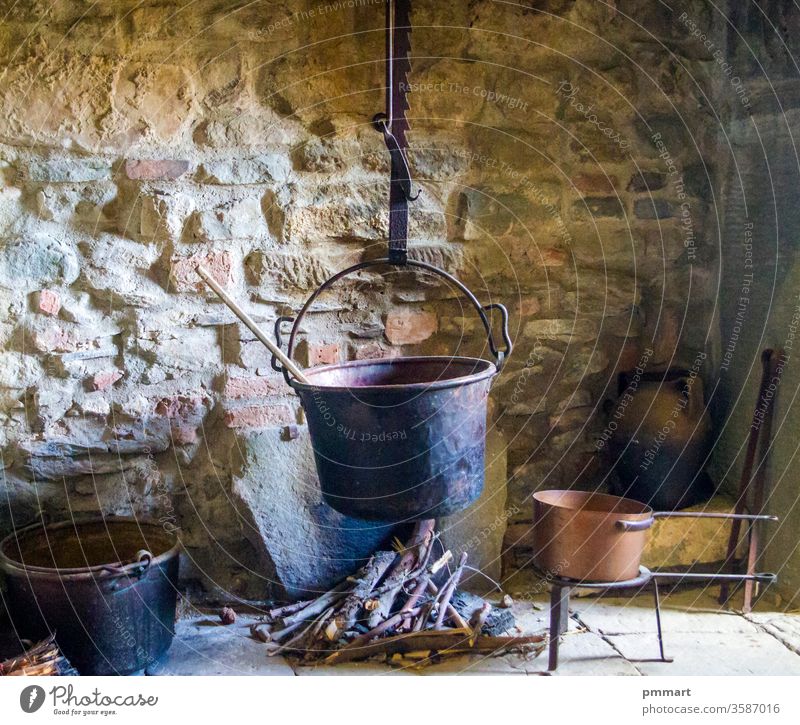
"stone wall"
1,0,722,599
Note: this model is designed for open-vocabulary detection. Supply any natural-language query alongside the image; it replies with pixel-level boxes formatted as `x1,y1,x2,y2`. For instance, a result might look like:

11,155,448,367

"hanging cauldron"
188,0,512,523
267,0,511,523
273,259,511,523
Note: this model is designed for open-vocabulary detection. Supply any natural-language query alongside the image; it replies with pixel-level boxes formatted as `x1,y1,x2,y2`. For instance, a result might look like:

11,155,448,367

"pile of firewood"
248,520,545,665
0,634,77,676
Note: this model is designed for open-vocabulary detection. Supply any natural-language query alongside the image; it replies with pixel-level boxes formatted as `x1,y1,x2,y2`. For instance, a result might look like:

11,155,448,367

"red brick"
573,173,618,194
518,296,540,318
223,375,283,399
308,343,339,366
170,251,233,293
36,290,61,316
384,309,437,345
151,395,208,443
34,325,78,353
540,248,568,267
92,370,123,391
224,404,294,429
354,342,401,360
154,395,205,419
125,159,190,180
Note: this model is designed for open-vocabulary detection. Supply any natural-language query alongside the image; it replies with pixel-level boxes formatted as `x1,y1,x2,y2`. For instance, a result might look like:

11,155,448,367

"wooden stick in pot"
195,264,311,385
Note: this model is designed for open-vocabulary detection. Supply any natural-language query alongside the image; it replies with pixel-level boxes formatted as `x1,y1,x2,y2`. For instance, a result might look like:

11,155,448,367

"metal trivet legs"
544,567,777,671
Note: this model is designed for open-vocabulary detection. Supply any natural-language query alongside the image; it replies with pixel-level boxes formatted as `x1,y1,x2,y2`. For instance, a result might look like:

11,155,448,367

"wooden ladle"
196,264,310,385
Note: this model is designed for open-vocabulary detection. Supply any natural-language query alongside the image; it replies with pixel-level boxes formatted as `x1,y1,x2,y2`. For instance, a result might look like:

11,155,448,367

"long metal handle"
196,265,311,385
375,0,415,264
617,511,778,533
654,512,779,522
653,571,777,584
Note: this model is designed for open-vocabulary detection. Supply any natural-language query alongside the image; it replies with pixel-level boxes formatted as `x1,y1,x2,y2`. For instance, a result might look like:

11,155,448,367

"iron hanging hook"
372,113,420,202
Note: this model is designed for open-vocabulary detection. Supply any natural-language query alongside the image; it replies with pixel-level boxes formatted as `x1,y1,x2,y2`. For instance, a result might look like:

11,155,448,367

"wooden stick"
448,605,471,631
269,610,331,656
434,552,467,628
324,630,544,665
430,550,453,574
269,618,308,643
335,551,395,632
279,584,348,628
423,579,471,632
249,623,272,643
368,520,435,628
412,602,433,632
469,602,492,641
266,598,314,620
299,607,336,652
402,574,431,614
196,264,310,384
328,608,422,662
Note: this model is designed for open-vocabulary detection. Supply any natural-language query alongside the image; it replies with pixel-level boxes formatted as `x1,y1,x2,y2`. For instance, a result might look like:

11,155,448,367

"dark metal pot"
292,356,496,521
533,490,776,582
273,258,512,523
606,369,713,510
0,517,180,675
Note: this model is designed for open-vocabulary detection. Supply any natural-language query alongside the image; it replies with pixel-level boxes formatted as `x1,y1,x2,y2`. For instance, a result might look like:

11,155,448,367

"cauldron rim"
533,490,653,518
288,355,498,393
0,516,180,581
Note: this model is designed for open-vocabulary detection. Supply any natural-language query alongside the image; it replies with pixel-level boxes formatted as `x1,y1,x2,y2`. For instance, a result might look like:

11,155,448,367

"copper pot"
532,490,776,582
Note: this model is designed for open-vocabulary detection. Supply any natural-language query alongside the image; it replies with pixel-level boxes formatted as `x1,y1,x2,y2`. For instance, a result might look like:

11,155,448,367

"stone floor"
148,585,800,676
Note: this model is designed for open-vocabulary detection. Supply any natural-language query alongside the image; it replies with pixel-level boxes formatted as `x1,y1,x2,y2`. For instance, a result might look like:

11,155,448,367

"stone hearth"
0,0,798,611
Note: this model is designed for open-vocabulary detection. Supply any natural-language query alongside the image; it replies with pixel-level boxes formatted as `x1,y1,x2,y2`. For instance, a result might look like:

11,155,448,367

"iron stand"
543,566,673,671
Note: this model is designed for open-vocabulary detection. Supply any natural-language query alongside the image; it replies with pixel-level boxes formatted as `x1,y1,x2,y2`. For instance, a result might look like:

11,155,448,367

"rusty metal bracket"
374,0,417,266
372,113,419,204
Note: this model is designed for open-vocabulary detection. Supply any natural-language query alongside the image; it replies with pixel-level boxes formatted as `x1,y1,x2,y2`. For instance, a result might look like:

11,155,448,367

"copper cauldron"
532,490,776,582
273,258,511,523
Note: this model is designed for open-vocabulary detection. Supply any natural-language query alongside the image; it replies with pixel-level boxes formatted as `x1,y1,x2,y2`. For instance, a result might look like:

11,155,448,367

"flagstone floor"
148,587,800,676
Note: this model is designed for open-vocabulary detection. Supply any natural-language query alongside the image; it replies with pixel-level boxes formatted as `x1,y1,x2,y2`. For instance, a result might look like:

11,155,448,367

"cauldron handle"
101,551,153,592
272,258,512,385
98,550,153,577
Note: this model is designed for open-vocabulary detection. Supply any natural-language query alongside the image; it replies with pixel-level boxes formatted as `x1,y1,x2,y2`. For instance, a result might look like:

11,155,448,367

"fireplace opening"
1,0,799,681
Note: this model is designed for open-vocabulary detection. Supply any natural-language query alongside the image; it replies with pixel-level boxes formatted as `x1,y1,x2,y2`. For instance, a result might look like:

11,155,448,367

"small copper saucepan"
533,490,778,582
